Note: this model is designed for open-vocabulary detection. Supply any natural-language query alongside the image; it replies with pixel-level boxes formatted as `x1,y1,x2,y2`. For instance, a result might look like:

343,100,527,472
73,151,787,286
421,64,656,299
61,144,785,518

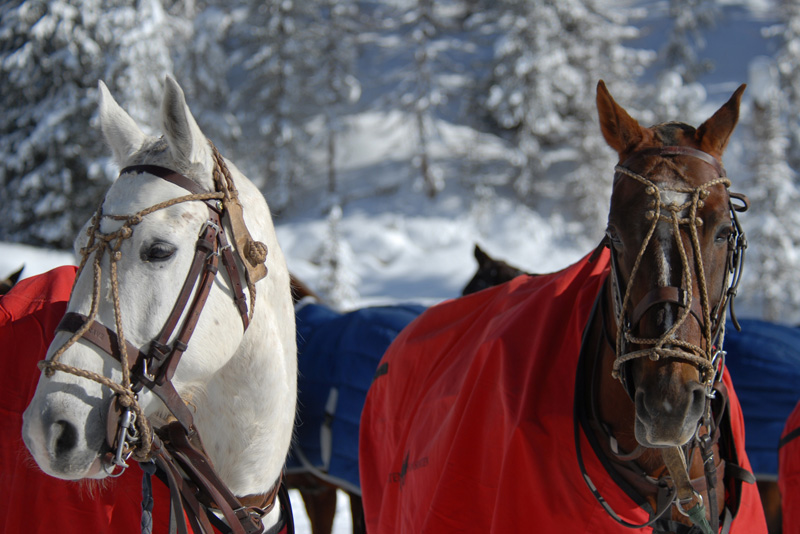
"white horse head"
22,76,296,528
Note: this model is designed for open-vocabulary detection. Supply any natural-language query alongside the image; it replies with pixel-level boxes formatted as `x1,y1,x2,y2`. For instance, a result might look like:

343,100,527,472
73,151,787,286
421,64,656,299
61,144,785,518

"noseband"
37,143,291,534
606,146,748,397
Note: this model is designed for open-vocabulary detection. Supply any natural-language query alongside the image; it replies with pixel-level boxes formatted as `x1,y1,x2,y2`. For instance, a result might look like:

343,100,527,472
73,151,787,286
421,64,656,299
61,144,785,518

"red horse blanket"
359,251,766,533
0,266,181,534
780,400,800,534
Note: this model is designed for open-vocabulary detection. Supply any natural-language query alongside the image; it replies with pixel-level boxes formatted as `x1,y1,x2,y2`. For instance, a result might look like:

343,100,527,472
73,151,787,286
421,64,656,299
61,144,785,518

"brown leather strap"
165,422,270,534
151,221,218,355
630,286,706,329
158,234,220,385
56,312,148,370
120,165,209,195
217,226,250,330
620,146,726,177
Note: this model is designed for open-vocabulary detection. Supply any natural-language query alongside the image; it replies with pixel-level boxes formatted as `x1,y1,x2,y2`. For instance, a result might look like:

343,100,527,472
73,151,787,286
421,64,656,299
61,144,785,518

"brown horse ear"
695,84,746,157
596,80,647,156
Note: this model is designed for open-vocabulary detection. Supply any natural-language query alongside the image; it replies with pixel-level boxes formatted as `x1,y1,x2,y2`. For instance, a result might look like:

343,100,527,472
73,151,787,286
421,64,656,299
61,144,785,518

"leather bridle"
37,144,293,534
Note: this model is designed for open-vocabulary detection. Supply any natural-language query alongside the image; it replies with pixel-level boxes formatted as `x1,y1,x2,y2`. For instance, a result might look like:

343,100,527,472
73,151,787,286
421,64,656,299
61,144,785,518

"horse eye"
715,225,733,244
141,241,177,262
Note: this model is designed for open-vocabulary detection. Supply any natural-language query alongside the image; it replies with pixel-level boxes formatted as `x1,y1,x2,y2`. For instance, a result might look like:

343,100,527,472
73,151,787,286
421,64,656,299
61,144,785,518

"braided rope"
38,184,226,462
611,165,732,385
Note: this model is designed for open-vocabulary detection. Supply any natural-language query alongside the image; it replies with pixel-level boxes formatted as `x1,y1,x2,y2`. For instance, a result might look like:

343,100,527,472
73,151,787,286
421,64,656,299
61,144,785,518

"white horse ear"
161,75,213,179
98,81,147,165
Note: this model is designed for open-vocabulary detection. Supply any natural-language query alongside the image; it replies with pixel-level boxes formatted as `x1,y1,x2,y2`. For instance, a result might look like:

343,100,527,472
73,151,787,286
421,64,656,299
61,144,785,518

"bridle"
37,143,293,534
591,145,749,534
606,146,748,399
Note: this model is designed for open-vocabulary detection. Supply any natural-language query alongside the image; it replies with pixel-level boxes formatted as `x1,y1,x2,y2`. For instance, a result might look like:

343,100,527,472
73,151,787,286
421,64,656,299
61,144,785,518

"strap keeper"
149,341,170,362
196,238,214,252
233,507,265,534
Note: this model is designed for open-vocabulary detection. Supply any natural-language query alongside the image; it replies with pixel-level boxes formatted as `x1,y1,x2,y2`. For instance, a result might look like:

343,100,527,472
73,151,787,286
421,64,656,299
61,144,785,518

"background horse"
0,265,24,295
360,82,767,532
286,276,424,534
21,77,296,533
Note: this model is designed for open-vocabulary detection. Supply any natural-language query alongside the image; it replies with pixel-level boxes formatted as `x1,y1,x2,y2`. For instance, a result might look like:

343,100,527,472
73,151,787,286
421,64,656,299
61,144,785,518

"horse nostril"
52,420,78,457
691,383,707,412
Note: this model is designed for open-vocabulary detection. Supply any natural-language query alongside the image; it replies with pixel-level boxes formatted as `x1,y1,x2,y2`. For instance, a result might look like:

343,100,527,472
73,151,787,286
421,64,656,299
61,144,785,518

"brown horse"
360,81,767,532
461,245,529,296
463,248,785,533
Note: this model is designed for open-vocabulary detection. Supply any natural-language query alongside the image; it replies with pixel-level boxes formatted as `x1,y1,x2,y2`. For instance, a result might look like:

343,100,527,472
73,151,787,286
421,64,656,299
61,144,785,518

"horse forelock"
650,122,696,146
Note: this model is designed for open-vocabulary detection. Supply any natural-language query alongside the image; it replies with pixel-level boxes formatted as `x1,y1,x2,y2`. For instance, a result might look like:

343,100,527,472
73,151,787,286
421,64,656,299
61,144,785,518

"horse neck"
587,279,725,522
188,267,297,499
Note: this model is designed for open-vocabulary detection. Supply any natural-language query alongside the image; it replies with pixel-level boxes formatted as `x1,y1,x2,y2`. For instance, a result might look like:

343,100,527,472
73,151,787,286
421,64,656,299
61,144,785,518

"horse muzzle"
632,359,706,447
22,388,110,480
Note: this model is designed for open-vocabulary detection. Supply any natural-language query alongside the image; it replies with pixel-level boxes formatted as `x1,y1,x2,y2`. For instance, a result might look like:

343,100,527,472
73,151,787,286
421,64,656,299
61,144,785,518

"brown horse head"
596,80,746,447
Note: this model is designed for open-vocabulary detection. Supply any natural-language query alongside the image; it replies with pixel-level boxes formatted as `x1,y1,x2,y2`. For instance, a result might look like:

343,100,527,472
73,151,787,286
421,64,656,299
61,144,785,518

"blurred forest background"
3,0,800,321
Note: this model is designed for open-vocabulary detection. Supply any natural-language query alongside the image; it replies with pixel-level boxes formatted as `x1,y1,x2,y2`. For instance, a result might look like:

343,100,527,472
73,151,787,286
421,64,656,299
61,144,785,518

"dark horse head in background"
461,245,528,296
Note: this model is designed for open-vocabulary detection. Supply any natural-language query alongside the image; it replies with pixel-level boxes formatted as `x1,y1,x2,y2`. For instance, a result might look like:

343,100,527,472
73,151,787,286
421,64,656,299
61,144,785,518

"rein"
594,145,749,533
37,143,293,534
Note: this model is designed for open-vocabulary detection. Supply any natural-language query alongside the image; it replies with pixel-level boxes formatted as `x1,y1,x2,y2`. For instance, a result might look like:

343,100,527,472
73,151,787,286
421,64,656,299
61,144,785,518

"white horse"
22,76,296,533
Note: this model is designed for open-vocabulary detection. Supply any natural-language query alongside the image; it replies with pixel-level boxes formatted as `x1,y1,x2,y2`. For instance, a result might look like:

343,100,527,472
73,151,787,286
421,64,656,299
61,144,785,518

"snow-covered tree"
0,0,193,248
374,0,465,197
311,0,361,194
100,0,190,130
1,0,112,248
648,0,716,123
661,0,716,83
485,0,653,236
318,201,359,308
171,2,239,153
765,0,800,172
227,0,323,211
744,57,800,322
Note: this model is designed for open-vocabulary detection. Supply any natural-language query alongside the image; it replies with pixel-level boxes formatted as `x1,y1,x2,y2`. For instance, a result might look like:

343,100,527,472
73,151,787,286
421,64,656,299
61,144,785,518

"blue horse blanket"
287,302,426,493
286,303,800,488
724,318,800,478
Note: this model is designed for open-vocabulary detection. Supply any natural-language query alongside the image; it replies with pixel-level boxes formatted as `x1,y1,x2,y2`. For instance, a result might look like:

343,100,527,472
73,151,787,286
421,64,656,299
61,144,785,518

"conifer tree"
745,58,800,322
486,0,652,237
767,0,800,171
227,0,322,211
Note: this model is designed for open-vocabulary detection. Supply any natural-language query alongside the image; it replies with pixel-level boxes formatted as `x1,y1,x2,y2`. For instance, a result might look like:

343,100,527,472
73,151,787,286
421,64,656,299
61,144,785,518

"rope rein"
610,164,733,387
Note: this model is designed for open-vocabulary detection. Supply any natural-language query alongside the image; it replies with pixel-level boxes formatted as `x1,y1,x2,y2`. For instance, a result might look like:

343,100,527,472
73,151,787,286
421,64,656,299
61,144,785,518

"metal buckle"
111,407,138,470
676,490,704,517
